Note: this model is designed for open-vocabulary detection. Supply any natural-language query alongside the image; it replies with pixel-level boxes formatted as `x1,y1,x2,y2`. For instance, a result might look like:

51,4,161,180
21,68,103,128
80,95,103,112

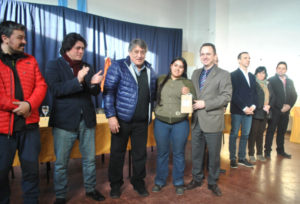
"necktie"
199,70,207,91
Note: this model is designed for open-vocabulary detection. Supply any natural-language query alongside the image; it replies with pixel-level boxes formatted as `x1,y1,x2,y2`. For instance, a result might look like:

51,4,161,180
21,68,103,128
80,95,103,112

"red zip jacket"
0,53,47,135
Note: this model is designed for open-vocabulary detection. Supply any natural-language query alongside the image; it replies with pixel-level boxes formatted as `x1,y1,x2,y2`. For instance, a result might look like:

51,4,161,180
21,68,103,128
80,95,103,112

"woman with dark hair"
152,57,195,195
248,66,272,162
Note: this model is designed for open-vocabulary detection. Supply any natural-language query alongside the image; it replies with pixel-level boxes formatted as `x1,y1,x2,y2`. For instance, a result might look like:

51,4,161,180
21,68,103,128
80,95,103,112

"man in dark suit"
186,43,232,196
45,33,105,204
229,52,257,168
264,61,297,159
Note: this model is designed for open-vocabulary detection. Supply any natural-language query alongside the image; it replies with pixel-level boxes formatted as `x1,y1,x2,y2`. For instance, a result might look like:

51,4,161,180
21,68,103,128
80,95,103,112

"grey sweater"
155,75,196,124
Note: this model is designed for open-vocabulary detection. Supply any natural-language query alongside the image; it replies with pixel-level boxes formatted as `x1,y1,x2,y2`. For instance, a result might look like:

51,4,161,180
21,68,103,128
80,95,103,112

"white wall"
185,0,210,65
87,0,186,28
214,0,300,103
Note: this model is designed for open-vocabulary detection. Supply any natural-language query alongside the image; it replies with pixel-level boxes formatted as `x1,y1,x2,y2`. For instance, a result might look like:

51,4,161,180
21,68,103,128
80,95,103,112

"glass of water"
41,105,49,117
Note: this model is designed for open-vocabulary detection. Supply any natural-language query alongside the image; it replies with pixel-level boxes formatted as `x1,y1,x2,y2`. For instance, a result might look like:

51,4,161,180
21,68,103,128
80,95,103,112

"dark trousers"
265,109,289,154
0,128,41,204
108,119,148,188
248,118,267,156
191,122,222,185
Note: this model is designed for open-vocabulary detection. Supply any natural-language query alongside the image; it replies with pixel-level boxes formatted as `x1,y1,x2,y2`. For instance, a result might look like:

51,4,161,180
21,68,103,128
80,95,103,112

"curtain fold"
0,0,182,108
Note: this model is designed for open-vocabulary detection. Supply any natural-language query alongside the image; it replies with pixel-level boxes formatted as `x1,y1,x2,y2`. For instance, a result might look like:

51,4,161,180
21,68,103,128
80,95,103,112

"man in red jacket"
0,21,47,204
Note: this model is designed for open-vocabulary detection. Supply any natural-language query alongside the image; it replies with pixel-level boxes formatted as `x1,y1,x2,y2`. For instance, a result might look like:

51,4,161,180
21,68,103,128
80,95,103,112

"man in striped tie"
186,43,232,196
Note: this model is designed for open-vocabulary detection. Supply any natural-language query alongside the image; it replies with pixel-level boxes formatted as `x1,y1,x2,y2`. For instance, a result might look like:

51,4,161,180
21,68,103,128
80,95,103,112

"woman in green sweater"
152,57,195,195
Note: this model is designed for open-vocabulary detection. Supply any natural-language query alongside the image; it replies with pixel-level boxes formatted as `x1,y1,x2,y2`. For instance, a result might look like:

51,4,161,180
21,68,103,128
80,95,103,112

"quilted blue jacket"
103,56,157,123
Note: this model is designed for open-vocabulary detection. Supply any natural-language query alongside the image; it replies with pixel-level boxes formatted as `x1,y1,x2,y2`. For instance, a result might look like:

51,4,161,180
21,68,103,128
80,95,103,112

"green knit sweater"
155,75,196,124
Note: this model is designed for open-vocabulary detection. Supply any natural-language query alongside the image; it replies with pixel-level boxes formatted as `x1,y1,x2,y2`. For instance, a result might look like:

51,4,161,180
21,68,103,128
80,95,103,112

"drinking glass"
41,105,49,117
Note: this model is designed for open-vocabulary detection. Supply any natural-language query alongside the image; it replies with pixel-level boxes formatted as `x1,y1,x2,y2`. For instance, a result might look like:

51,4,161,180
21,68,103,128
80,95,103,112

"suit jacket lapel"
275,75,285,95
238,69,251,88
60,57,77,79
201,67,217,93
193,68,202,97
248,73,256,88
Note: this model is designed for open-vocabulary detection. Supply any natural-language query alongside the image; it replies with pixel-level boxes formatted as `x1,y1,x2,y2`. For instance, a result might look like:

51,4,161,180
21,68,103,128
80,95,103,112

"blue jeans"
53,119,96,198
0,128,40,204
154,119,189,186
229,114,252,160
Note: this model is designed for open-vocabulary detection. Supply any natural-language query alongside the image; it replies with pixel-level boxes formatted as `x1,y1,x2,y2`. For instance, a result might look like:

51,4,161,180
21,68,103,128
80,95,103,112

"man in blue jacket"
103,39,156,198
45,33,104,204
229,52,257,168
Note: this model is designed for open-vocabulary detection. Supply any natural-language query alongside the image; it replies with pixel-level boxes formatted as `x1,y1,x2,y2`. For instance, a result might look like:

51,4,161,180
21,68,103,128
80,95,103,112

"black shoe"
208,184,222,196
219,169,226,174
265,153,271,159
133,184,149,197
278,152,292,159
54,198,66,204
185,179,203,190
230,160,238,168
86,189,105,201
238,159,253,167
110,186,121,199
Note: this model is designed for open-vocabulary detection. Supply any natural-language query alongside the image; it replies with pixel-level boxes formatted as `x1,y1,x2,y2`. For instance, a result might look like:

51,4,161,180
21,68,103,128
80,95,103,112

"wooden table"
290,107,300,144
13,113,232,166
12,114,157,166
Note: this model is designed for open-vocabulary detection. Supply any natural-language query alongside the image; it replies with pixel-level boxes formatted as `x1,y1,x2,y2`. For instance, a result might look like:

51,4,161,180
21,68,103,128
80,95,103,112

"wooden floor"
9,133,300,204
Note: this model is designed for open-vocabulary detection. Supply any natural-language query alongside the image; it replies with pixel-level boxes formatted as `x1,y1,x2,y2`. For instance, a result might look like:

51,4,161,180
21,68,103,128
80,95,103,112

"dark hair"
255,66,268,79
0,21,26,43
59,33,87,55
200,43,216,55
156,57,188,106
276,61,288,70
128,38,148,52
237,52,248,59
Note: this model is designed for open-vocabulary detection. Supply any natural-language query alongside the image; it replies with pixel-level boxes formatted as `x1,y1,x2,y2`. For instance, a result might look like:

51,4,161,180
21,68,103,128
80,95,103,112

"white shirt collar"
239,67,250,86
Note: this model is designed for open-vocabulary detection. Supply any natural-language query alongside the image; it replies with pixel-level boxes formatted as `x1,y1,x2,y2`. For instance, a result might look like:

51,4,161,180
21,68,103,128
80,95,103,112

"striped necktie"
199,69,207,91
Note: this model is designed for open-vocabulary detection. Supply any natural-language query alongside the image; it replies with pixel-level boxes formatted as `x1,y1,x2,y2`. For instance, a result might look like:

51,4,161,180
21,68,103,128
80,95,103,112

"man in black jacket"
45,33,104,204
264,61,297,159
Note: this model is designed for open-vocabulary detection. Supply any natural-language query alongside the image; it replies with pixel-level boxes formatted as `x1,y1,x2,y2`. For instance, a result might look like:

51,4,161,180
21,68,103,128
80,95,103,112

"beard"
11,45,25,54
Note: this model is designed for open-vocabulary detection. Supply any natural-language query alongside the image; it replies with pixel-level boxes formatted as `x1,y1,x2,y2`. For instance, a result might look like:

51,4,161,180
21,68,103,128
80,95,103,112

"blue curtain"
0,0,182,108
